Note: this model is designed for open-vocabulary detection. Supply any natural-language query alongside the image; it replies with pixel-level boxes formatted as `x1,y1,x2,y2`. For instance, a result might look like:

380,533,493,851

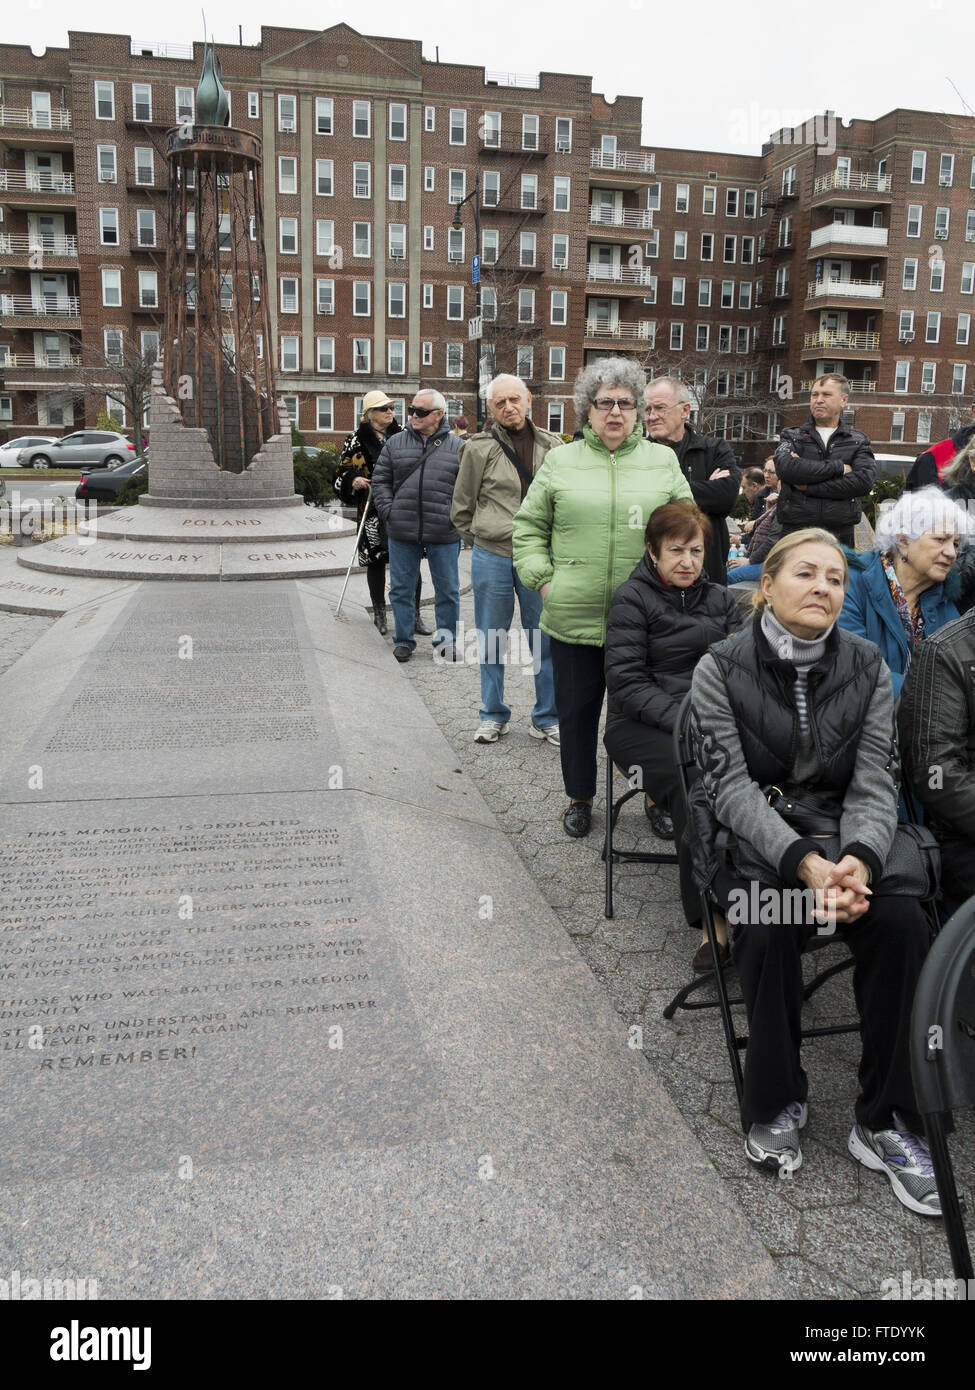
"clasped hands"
798,852,871,926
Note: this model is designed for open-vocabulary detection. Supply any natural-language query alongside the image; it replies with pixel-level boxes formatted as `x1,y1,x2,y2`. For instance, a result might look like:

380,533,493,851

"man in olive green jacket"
452,375,563,744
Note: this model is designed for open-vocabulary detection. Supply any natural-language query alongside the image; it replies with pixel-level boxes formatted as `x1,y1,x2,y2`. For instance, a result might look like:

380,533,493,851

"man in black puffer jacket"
372,389,463,663
774,374,875,546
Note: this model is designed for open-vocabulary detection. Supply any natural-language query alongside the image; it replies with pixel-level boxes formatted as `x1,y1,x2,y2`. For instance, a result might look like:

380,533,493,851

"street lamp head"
451,209,463,230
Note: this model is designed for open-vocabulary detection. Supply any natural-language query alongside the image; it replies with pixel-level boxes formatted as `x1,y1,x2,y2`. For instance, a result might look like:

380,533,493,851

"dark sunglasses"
407,405,437,418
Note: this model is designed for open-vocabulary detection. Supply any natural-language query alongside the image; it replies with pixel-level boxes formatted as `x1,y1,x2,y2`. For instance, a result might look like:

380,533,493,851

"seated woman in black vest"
689,529,938,1218
604,501,742,972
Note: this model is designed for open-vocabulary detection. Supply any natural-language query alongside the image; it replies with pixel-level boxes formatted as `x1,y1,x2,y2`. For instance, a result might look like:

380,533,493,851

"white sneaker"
529,723,560,747
474,721,509,744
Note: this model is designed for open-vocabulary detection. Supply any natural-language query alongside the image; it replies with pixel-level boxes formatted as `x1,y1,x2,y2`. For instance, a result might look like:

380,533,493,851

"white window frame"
315,97,333,135
521,113,539,150
278,95,297,133
278,156,298,195
549,346,566,380
447,285,464,321
279,218,298,255
387,339,406,375
101,268,121,306
316,220,335,256
248,92,260,119
675,183,690,213
138,269,158,308
316,397,334,431
389,164,407,201
316,337,335,373
554,176,571,212
131,82,152,122
672,276,686,306
903,258,919,290
674,230,687,260
353,281,371,317
906,205,922,238
353,100,371,138
353,222,371,258
99,207,119,246
424,105,436,132
96,144,117,183
449,108,467,145
95,81,115,120
353,339,371,374
423,283,433,309
388,282,406,318
136,208,156,247
550,289,567,325
315,159,334,197
389,103,407,141
894,361,910,393
353,162,371,199
316,279,335,315
424,166,435,192
911,149,927,183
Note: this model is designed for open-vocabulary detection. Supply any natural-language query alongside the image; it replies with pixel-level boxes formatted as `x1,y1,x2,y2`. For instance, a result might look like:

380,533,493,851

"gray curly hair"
572,357,647,430
873,485,972,554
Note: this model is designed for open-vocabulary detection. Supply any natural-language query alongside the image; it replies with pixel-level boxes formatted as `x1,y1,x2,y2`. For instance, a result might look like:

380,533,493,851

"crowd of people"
337,364,975,1222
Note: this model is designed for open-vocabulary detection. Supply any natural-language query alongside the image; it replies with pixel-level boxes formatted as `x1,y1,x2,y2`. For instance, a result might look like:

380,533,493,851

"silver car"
0,435,59,464
17,430,136,470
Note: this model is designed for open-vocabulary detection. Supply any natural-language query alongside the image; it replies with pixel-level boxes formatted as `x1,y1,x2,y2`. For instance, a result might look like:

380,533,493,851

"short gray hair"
415,388,447,412
645,374,690,406
486,373,529,404
572,357,646,429
873,484,972,553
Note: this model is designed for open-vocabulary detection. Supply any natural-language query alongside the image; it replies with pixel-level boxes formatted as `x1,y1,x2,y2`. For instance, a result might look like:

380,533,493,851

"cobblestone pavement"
400,585,974,1301
0,611,56,678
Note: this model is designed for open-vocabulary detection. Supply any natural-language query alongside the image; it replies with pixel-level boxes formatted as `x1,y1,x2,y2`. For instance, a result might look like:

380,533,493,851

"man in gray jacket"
372,389,463,663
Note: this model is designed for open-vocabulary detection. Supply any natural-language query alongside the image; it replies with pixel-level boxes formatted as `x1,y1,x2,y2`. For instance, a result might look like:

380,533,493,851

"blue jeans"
387,537,460,650
471,545,556,727
727,563,763,585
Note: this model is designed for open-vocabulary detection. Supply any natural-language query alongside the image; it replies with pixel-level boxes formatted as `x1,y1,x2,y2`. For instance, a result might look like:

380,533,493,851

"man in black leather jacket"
774,375,876,546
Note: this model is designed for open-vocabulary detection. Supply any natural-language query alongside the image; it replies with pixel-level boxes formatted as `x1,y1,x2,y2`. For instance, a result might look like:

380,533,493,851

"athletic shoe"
745,1101,807,1174
847,1113,942,1217
474,721,509,744
393,644,413,663
562,802,592,838
529,723,560,747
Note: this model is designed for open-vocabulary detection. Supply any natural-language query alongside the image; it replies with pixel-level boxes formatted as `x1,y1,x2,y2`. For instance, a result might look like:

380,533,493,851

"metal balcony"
590,149,655,173
799,378,877,393
588,207,654,230
801,330,881,354
0,169,75,195
0,106,72,131
0,233,77,259
1,351,81,368
584,319,656,339
808,224,888,251
585,265,655,286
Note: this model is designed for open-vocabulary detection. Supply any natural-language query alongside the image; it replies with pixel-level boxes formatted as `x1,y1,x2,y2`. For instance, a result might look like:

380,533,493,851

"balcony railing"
802,330,881,351
588,207,654,229
806,279,885,300
484,69,540,89
0,294,81,318
809,224,888,250
584,320,656,339
585,265,655,285
0,169,75,195
1,352,81,369
590,149,655,173
0,233,77,257
813,171,891,196
130,39,194,58
0,106,72,131
800,378,877,393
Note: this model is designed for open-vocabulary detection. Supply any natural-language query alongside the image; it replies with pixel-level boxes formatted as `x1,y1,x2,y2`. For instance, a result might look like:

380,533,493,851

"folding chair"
603,752,678,919
663,693,858,1106
909,894,975,1281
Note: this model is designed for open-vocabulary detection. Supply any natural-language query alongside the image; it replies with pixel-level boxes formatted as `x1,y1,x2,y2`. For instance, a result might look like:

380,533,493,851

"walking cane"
334,483,372,620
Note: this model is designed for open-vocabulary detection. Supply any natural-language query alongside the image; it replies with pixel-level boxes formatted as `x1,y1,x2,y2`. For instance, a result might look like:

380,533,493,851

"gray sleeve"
838,662,899,883
690,653,818,883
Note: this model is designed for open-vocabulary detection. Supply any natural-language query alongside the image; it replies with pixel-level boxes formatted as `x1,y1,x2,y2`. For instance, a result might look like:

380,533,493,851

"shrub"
862,472,905,526
114,467,149,506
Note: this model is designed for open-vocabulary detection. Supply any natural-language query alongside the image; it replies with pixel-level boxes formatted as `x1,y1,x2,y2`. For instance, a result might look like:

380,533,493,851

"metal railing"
590,149,656,173
484,69,541,89
1,351,81,369
584,320,656,339
0,169,75,194
0,233,77,257
588,206,654,229
800,378,877,393
130,39,195,58
0,106,72,131
806,279,885,299
0,294,81,318
585,264,655,285
809,223,888,249
813,171,891,196
802,330,881,351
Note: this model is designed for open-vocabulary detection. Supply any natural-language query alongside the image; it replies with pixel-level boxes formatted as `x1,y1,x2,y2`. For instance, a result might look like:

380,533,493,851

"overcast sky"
9,0,974,152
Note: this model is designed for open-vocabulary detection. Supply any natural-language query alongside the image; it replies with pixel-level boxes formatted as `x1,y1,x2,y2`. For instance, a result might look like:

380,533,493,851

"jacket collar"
801,413,851,438
638,550,707,599
754,612,840,678
407,418,449,446
582,420,643,456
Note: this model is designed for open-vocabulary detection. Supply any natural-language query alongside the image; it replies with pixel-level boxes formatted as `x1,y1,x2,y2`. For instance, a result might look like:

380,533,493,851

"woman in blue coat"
838,486,970,697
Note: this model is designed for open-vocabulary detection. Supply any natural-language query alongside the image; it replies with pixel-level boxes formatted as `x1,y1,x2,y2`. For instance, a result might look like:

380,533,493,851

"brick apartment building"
1,22,973,460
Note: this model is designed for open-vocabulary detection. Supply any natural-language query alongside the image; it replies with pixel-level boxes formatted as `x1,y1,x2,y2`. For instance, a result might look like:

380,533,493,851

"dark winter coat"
899,609,975,841
371,420,462,545
773,415,876,536
604,552,742,736
658,426,741,584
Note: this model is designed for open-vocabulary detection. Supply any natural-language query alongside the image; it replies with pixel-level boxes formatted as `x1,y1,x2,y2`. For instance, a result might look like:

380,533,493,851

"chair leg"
604,756,614,920
926,1115,974,1282
705,899,744,1104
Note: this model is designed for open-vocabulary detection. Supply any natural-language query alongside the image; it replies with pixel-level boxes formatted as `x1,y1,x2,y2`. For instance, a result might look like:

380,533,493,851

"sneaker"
474,721,509,744
529,723,561,747
393,644,413,663
847,1113,942,1217
745,1101,807,1175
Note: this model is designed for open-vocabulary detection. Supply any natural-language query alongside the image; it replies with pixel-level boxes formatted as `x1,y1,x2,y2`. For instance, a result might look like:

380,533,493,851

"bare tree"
479,263,549,388
63,331,158,457
638,340,775,445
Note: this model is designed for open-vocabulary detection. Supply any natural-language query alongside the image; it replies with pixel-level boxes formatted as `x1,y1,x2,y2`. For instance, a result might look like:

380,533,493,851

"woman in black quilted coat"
604,500,742,970
335,392,401,633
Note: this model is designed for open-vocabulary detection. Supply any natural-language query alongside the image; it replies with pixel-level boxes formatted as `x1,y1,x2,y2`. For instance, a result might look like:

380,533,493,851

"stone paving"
0,611,56,679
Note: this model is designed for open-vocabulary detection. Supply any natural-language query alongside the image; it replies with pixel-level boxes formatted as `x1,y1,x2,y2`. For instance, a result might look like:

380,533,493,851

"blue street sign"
472,254,480,285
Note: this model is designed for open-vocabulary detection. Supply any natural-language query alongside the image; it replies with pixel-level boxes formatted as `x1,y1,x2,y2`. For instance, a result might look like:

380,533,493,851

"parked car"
75,456,146,504
18,431,136,470
0,435,59,464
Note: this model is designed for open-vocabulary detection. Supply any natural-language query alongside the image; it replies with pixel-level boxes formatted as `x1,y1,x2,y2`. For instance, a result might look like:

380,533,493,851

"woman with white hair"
513,357,692,838
838,486,969,697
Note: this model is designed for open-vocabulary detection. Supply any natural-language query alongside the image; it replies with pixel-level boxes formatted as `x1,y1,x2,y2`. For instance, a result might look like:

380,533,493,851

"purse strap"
490,428,536,492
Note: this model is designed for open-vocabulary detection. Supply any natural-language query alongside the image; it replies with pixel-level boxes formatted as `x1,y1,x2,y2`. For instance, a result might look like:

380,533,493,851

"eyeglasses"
592,397,637,413
644,403,681,417
407,405,437,418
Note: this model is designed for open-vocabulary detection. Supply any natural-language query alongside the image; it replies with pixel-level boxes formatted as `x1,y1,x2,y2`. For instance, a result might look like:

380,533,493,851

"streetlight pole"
451,170,482,429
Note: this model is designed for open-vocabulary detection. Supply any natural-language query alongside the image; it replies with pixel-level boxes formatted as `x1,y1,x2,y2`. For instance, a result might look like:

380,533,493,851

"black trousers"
780,523,855,549
714,869,929,1133
939,837,975,905
603,716,699,927
549,637,605,800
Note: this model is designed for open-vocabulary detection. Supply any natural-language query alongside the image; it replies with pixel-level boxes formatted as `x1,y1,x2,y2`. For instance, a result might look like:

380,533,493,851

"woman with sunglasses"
336,391,402,634
513,359,693,838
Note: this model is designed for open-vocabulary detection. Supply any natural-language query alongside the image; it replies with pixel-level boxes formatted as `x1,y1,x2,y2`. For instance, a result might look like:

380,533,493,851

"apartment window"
173,86,194,123
647,183,661,211
891,410,905,443
672,276,686,306
548,402,565,433
279,156,298,195
481,287,497,321
316,97,333,135
316,279,334,315
481,170,500,208
894,361,910,393
643,276,657,304
911,149,927,183
279,277,299,314
448,169,466,205
140,330,158,362
423,283,433,309
389,282,406,317
104,329,123,363
137,209,156,247
447,285,464,321
521,173,538,210
218,273,233,310
952,363,967,394
899,310,915,335
353,100,371,138
353,338,371,373
726,188,739,216
962,262,975,294
518,289,535,323
101,268,121,307
131,83,152,122
448,227,465,261
353,281,371,317
99,208,119,246
935,206,950,237
702,186,716,215
315,396,334,431
247,92,259,119
921,362,937,392
279,218,298,254
389,103,407,141
482,229,499,265
551,290,567,325
696,324,709,350
353,162,371,198
774,266,789,297
721,279,735,308
445,108,466,145
316,220,335,255
698,279,712,307
522,114,539,150
482,110,501,147
916,410,932,445
958,313,971,345
388,339,406,375
903,257,918,290
516,346,533,379
389,164,406,201
278,95,297,132
554,176,571,212
423,224,434,251
424,105,436,132
907,205,922,237
255,333,263,360
772,313,786,345
447,343,464,376
718,325,732,352
97,144,116,182
778,216,793,248
739,282,752,308
931,260,945,292
520,231,536,267
674,230,687,260
781,166,796,196
724,234,737,262
280,396,298,426
138,270,158,308
670,323,683,351
740,236,754,265
353,222,371,258
743,190,757,217
675,183,689,213
316,159,333,196
549,346,566,380
186,272,197,308
645,230,659,258
967,210,975,241
736,327,749,353
251,272,261,302
389,224,406,259
316,337,335,372
700,232,714,261
422,341,433,365
95,81,115,120
716,372,729,397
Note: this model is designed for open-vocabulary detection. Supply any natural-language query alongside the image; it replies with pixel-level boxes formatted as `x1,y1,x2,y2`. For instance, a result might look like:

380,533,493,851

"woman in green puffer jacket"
512,358,693,838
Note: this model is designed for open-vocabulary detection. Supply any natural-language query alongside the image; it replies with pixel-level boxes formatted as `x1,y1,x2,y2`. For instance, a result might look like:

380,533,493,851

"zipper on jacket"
606,451,618,615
